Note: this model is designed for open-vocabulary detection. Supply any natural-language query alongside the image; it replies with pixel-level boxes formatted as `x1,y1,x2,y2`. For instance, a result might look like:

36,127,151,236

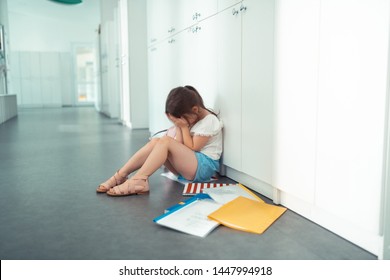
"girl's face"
167,106,200,127
181,113,198,126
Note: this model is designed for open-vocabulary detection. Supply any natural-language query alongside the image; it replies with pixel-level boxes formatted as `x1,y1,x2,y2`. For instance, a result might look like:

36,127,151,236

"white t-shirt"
190,114,223,160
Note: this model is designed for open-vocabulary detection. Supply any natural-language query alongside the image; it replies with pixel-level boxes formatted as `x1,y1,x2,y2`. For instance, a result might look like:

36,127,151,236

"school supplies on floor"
153,193,221,237
154,182,287,237
161,171,217,185
182,182,235,195
202,184,264,204
208,196,287,234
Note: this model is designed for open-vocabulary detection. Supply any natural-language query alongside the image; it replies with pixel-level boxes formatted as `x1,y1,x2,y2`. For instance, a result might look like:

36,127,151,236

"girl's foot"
96,170,128,193
106,175,150,196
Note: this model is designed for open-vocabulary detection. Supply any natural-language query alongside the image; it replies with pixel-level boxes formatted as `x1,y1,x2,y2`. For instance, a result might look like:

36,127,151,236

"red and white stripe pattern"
182,183,234,196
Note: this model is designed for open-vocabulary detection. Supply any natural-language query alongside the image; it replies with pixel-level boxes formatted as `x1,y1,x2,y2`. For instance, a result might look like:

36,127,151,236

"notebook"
182,182,235,196
164,193,211,213
153,194,221,237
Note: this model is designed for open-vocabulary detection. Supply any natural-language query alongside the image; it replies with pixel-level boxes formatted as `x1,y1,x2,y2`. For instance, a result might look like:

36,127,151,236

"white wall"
6,0,100,107
0,0,10,36
98,0,148,126
98,0,120,117
8,11,97,53
0,0,17,124
128,0,149,128
0,0,10,97
7,0,100,52
274,0,389,255
383,5,390,259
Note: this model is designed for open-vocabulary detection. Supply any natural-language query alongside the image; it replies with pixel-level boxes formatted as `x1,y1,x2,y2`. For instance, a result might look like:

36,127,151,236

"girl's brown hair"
165,85,217,118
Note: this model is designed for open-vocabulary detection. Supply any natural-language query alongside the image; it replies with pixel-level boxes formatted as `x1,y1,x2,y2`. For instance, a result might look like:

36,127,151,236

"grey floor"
0,107,376,260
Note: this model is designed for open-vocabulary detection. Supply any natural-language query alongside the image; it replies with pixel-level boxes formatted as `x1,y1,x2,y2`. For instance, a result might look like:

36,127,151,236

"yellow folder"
208,196,287,234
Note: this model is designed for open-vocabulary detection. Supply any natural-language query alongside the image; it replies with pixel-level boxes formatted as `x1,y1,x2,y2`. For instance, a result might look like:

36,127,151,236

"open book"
153,194,221,238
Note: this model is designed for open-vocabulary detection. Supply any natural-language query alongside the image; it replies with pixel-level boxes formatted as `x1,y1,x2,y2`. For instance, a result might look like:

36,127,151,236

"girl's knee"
149,136,171,148
149,137,160,147
159,135,172,144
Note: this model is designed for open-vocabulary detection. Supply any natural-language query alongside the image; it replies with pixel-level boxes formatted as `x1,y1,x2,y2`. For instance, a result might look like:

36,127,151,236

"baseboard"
224,165,274,201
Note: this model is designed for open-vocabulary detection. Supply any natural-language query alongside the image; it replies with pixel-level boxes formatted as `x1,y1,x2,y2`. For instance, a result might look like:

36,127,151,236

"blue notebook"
164,193,211,213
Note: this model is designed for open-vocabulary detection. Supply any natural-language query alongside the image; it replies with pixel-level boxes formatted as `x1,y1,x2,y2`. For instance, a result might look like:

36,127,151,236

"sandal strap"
98,170,127,192
113,170,127,185
130,175,148,181
111,175,149,195
128,175,149,193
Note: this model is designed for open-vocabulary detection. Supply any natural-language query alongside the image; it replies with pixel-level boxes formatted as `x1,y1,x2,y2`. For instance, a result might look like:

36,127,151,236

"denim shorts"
178,152,220,182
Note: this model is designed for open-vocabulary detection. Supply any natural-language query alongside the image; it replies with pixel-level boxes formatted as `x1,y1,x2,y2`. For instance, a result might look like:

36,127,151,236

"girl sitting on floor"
97,85,223,196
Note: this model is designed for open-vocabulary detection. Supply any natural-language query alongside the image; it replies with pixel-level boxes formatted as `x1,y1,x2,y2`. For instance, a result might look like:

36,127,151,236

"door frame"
381,5,390,259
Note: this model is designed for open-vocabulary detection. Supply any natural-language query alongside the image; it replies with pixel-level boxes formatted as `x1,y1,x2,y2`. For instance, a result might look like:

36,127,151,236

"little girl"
97,85,223,196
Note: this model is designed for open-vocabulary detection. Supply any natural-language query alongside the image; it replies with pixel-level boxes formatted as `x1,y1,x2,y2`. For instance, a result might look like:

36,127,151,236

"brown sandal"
96,170,128,193
106,175,150,197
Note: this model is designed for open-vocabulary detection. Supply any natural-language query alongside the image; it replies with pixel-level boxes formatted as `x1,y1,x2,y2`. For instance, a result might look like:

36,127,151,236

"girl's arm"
170,116,209,151
180,125,210,151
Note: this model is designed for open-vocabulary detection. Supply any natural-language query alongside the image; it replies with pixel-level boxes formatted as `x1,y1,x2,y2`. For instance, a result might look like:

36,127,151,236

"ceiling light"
49,0,82,4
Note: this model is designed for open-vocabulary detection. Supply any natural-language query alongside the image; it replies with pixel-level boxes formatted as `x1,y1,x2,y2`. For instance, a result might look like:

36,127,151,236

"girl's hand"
168,115,189,128
175,117,189,128
166,113,208,151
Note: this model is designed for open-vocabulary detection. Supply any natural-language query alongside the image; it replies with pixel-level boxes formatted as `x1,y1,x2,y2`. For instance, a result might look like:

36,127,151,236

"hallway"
0,108,376,260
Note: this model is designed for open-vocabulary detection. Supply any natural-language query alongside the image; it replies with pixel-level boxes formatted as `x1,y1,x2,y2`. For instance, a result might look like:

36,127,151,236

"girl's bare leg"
97,138,159,192
117,138,159,177
106,136,197,195
118,127,183,177
163,160,179,176
102,128,192,195
163,126,184,175
134,135,198,180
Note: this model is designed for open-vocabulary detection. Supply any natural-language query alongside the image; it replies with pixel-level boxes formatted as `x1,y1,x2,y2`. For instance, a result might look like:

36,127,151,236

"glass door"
73,44,97,105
